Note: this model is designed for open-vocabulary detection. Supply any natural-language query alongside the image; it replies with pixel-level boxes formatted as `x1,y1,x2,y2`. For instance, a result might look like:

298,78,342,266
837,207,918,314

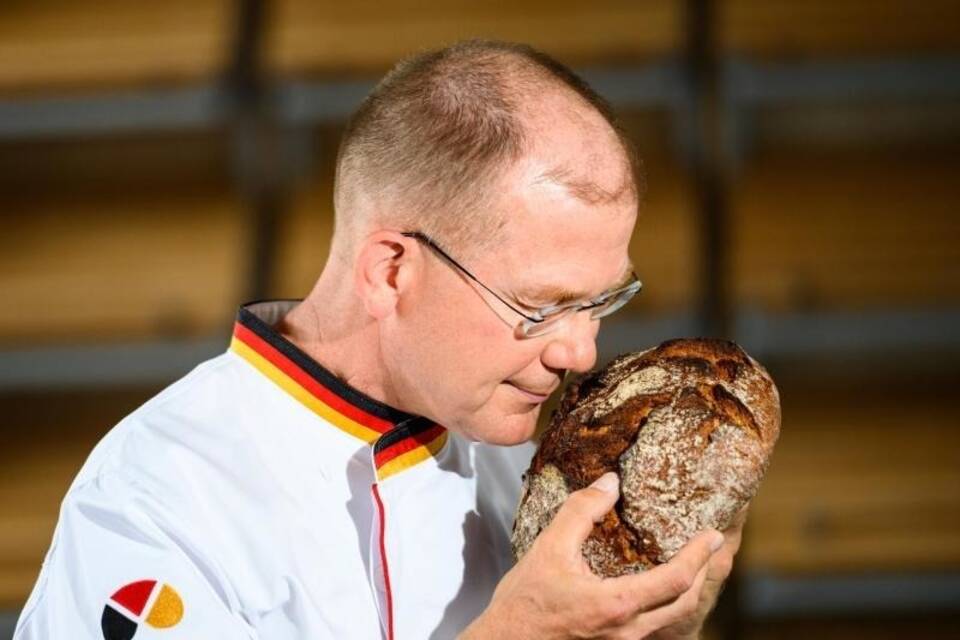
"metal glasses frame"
401,231,642,337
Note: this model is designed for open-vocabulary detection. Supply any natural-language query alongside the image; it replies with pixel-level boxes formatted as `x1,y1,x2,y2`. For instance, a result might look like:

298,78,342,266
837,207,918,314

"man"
16,40,743,639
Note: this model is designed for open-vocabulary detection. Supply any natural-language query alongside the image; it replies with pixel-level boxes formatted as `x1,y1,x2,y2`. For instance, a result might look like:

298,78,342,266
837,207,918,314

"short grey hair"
333,39,641,258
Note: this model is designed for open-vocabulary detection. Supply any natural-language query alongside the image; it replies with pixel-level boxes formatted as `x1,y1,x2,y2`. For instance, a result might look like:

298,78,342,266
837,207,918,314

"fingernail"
710,531,724,552
590,472,619,493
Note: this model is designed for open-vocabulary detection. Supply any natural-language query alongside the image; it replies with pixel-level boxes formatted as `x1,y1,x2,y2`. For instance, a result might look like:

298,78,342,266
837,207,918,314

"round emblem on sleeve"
101,580,184,640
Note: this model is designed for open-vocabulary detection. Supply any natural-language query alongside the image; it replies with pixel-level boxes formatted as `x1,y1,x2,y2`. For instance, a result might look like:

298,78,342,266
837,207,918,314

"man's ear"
354,231,417,320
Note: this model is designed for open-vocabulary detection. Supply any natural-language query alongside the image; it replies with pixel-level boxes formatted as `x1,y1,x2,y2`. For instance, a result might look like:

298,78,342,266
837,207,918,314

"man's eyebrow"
519,284,590,306
518,265,636,306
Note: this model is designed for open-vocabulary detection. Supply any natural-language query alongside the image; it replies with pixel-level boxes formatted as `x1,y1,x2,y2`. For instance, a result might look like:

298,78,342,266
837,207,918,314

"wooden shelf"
730,148,960,312
0,1,230,95
732,613,960,640
272,177,335,300
629,156,701,313
267,0,683,78
741,374,960,574
0,189,247,345
719,0,960,58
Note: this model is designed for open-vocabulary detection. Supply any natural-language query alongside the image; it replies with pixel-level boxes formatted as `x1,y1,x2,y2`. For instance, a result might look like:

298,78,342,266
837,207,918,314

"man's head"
331,39,642,445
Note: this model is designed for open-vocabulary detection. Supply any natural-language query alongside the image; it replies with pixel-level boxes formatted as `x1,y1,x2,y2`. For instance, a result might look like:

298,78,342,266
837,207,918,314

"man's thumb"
590,472,620,495
545,472,620,553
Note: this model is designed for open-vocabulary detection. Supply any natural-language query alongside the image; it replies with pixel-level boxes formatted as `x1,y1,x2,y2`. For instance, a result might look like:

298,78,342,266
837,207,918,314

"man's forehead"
533,162,636,207
489,150,639,305
521,100,638,207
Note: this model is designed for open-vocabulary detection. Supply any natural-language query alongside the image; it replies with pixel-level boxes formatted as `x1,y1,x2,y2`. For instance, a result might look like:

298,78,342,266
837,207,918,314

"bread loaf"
511,338,781,577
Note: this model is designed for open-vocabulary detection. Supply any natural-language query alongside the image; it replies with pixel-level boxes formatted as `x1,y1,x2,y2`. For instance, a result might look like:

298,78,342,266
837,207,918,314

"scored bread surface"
511,338,781,577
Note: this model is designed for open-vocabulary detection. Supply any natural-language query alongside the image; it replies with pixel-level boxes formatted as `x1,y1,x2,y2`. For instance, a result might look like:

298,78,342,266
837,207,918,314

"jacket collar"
229,300,448,478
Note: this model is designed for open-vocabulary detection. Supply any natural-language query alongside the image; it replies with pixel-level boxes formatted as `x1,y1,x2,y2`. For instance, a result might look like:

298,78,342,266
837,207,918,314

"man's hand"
458,473,726,640
646,505,749,640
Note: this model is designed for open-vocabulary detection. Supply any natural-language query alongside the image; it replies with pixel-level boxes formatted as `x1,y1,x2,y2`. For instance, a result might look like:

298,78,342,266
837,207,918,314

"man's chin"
454,407,540,446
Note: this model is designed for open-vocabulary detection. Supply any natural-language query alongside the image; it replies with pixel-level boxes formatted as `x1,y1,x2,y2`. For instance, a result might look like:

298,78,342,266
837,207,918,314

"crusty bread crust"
511,338,781,577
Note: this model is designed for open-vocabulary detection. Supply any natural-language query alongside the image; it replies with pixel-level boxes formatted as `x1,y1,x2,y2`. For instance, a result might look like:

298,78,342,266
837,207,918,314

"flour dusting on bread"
512,338,781,576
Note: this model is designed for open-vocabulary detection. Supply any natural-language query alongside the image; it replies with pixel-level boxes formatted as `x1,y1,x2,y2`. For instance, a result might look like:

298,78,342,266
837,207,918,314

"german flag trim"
230,303,448,476
374,419,448,481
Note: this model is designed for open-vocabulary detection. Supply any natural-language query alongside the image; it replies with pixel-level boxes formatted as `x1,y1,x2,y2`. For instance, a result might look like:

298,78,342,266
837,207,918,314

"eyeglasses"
401,231,642,338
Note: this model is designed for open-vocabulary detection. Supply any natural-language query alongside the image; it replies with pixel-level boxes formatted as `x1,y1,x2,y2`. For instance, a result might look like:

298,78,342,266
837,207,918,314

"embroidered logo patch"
101,580,183,640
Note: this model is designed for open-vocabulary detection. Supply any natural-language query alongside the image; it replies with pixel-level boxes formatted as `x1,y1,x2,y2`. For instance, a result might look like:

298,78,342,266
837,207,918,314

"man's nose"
540,312,599,374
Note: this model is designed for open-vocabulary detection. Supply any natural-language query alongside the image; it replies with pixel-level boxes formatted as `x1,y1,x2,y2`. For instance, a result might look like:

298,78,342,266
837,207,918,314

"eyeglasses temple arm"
401,231,543,323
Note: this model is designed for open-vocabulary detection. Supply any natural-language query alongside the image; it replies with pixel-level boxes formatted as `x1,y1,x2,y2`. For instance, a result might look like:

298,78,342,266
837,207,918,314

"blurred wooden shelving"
1,1,960,635
743,374,960,575
730,148,960,312
718,0,960,58
0,0,229,95
267,0,683,78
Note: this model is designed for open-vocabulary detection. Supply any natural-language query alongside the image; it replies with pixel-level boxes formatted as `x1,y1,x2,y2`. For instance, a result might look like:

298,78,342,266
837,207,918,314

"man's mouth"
505,381,554,404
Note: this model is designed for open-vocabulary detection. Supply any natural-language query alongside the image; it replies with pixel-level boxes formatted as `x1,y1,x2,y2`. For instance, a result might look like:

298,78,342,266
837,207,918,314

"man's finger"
727,504,749,532
625,562,711,636
599,528,723,611
541,472,620,556
718,506,749,557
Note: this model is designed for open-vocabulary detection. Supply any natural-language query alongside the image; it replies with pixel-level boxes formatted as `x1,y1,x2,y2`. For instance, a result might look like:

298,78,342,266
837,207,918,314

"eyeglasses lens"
518,281,641,338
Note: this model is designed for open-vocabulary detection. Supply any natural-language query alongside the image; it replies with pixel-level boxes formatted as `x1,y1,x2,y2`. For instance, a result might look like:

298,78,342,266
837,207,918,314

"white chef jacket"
15,300,535,640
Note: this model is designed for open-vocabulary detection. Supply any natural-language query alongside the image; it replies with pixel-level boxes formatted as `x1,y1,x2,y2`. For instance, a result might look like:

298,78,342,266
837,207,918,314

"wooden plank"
628,157,700,312
738,616,960,640
272,180,335,299
719,0,960,57
268,0,683,77
0,190,248,344
730,149,960,311
0,1,230,94
0,133,232,194
741,377,960,574
0,565,52,612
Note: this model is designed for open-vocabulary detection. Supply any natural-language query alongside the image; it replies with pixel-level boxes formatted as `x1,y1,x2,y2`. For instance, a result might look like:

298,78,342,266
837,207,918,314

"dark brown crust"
531,391,674,488
513,338,781,576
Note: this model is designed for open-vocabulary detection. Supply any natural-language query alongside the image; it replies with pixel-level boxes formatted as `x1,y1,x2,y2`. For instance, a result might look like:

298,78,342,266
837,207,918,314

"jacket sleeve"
14,471,257,640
